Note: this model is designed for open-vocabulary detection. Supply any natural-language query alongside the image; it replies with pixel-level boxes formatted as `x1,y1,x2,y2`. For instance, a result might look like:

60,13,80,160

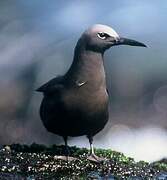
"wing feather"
36,76,64,95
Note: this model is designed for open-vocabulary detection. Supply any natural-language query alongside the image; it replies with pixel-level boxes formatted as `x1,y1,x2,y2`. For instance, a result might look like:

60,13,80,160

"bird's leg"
89,136,95,155
87,136,106,163
54,136,77,161
63,136,69,161
63,136,76,161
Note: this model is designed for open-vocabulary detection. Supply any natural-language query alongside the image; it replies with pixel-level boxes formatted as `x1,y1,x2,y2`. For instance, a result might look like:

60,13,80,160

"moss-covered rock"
0,143,166,179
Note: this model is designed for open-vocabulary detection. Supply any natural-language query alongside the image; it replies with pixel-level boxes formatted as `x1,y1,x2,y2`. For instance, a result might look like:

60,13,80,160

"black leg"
63,136,69,160
54,136,77,161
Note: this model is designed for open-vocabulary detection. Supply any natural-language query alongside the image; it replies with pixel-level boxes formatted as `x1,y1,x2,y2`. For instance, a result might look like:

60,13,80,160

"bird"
37,24,146,162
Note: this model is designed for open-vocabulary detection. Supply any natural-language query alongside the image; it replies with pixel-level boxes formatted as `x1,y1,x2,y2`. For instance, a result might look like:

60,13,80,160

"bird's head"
81,24,147,53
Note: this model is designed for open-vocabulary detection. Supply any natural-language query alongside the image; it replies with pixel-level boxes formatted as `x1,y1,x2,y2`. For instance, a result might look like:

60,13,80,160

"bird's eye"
97,32,110,40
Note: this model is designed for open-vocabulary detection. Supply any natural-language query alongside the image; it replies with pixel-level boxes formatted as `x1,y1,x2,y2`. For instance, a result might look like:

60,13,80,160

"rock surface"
0,143,166,179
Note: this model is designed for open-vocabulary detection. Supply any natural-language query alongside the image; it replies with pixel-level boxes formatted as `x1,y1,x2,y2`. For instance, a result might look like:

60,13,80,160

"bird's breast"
62,84,109,116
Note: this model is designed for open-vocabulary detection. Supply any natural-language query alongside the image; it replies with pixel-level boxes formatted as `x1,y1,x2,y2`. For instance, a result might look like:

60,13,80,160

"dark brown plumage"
37,24,146,162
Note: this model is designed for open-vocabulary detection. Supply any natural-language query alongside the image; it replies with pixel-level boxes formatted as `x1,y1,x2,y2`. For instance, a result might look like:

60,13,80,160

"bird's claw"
87,154,106,163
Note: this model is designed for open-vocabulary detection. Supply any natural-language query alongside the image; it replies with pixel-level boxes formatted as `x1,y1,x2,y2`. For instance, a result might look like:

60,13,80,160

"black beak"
115,37,147,47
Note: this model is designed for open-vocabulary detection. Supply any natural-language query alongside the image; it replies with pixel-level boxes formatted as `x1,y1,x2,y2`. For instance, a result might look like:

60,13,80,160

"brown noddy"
37,24,146,162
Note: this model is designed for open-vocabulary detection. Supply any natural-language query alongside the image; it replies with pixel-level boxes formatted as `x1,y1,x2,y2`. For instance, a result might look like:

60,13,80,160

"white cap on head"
87,24,119,38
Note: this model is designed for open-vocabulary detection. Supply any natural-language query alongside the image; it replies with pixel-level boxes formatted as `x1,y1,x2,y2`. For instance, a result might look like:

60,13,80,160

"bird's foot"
54,155,77,162
87,153,106,163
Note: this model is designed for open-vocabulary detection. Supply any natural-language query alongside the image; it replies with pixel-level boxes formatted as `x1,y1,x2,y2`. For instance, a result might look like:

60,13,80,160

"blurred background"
0,0,167,162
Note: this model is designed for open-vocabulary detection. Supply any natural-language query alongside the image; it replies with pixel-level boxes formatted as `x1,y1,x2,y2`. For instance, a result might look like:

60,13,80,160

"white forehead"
86,24,119,38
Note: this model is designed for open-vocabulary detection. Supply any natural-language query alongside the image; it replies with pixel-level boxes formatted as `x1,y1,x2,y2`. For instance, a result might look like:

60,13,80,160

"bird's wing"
36,76,64,95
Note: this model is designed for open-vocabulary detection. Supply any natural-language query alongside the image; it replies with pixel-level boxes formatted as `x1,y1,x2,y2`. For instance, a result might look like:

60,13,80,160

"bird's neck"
66,43,106,88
